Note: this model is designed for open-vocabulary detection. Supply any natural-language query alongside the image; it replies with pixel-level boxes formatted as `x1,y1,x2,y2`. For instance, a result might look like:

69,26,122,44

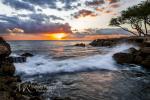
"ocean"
8,40,149,100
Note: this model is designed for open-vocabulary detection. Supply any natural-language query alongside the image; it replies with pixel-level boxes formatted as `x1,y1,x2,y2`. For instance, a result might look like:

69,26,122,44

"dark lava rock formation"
113,37,150,69
0,37,43,100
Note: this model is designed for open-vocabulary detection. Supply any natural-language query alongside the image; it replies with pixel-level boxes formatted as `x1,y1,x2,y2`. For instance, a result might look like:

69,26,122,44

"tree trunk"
117,25,138,36
144,18,148,35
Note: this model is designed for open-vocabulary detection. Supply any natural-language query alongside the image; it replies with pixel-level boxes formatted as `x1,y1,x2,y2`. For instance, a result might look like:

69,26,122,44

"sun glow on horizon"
45,33,67,40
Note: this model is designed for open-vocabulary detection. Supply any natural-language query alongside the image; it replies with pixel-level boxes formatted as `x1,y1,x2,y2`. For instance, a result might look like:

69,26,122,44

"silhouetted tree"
110,0,150,36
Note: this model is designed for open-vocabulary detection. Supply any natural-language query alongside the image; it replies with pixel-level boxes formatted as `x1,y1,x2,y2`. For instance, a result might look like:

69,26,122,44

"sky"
0,0,146,40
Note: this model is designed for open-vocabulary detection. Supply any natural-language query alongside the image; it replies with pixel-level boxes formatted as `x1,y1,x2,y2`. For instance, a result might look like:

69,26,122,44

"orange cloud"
95,7,105,12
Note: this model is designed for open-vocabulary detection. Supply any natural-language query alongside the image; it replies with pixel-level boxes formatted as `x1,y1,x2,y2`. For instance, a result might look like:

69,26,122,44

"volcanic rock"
113,53,134,64
21,53,34,57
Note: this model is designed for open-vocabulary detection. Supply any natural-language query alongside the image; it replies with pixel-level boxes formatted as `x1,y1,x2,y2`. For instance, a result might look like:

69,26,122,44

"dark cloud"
22,0,57,9
86,0,105,6
0,14,71,34
73,9,97,18
2,0,35,11
49,15,64,21
2,0,79,11
60,0,79,10
0,15,20,33
22,0,78,10
18,14,64,22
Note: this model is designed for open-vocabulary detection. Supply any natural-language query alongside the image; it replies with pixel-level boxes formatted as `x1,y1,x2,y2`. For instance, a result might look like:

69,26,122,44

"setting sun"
53,33,66,40
44,33,67,40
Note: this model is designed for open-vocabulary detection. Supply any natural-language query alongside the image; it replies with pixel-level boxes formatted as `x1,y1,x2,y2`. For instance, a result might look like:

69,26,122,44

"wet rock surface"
113,37,150,69
74,43,86,47
90,36,150,47
113,53,134,64
0,37,43,100
89,38,120,47
21,53,34,57
0,37,11,58
0,62,15,76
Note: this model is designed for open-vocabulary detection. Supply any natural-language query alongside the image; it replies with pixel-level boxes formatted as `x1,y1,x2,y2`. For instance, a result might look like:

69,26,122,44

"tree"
110,0,150,36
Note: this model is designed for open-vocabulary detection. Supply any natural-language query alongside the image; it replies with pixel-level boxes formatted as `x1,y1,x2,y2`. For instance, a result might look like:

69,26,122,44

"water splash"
15,43,138,75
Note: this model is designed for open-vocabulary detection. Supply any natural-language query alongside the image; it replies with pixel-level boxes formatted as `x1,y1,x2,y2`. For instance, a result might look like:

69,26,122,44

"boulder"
21,53,34,57
141,60,150,69
128,47,138,54
0,37,11,58
143,41,150,47
141,56,150,69
89,39,120,47
0,91,14,100
0,76,21,84
0,63,15,76
103,41,112,46
140,47,150,54
113,53,134,64
127,37,144,43
134,55,143,64
75,43,85,47
90,39,104,46
8,57,26,63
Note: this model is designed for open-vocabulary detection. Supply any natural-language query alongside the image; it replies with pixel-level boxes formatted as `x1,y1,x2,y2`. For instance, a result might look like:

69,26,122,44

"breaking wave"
15,44,138,75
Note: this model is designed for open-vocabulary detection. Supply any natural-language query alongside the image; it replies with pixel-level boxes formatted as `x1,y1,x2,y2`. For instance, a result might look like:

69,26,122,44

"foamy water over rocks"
8,41,150,100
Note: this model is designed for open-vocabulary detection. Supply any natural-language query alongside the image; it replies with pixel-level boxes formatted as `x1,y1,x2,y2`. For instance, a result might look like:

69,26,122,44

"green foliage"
110,0,150,36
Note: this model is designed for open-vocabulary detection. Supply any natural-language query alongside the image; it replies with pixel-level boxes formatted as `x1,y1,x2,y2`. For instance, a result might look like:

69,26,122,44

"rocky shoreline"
0,37,44,100
113,46,150,69
113,39,150,70
90,36,150,70
0,36,150,100
0,37,74,100
90,36,149,47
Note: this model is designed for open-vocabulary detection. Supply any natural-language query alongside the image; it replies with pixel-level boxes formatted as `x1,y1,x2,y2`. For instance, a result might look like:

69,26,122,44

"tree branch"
117,25,138,36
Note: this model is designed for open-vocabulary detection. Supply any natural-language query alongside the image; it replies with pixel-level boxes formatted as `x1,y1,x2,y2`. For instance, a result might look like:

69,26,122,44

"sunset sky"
0,0,146,40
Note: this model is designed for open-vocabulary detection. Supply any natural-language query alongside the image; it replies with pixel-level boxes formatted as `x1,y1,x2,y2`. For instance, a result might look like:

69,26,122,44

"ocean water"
9,40,139,76
8,41,150,100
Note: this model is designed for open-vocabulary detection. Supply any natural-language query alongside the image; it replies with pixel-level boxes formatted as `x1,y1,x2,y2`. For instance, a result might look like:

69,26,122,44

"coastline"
0,37,44,100
0,36,150,100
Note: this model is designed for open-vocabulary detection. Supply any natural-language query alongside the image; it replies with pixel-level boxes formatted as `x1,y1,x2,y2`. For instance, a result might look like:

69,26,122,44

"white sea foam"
15,43,138,75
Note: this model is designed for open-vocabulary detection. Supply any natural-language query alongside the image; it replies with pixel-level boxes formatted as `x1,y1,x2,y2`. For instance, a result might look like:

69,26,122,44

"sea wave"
15,43,138,75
